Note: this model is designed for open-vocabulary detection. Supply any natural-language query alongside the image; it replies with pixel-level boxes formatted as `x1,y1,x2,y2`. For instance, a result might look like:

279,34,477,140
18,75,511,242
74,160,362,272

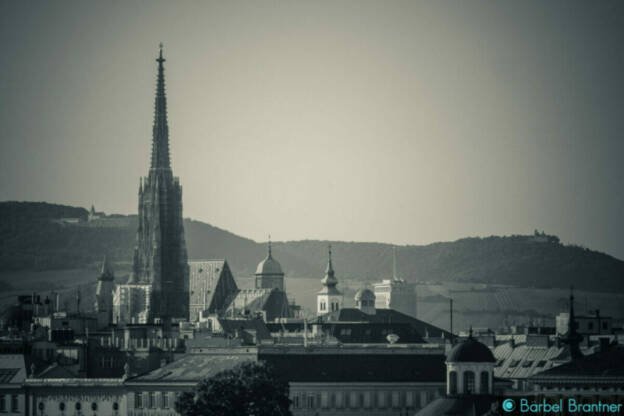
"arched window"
449,371,458,395
463,371,475,394
59,402,65,411
480,371,490,394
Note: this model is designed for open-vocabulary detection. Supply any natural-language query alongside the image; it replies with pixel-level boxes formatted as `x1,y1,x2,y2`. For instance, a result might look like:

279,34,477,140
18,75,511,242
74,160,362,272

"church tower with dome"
445,328,496,396
254,239,285,291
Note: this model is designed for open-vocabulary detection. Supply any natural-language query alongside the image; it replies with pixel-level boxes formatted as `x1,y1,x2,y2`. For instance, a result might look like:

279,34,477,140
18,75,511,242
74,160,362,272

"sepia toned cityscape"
1,1,624,416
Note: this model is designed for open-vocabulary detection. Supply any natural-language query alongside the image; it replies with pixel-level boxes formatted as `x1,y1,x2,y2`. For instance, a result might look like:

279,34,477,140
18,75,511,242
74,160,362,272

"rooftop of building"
127,353,256,384
318,307,452,339
415,396,501,416
0,354,26,385
529,343,624,380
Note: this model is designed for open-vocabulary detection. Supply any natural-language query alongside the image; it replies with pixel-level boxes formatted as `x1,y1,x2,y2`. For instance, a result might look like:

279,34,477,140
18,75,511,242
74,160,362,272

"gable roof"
189,260,238,314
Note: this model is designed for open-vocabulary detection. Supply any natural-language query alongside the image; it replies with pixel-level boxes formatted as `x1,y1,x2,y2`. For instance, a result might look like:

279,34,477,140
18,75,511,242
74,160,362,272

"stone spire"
560,286,583,359
151,43,171,171
321,244,338,287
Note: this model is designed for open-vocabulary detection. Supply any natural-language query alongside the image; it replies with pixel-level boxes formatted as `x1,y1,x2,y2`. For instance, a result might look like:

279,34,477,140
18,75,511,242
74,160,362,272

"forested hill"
1,201,623,292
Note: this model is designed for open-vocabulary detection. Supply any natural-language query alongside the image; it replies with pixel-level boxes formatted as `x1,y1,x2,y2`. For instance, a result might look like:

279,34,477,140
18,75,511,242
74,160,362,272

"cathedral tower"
131,45,189,322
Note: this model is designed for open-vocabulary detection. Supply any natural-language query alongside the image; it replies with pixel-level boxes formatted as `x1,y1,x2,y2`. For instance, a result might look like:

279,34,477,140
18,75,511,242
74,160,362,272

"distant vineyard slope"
1,201,623,292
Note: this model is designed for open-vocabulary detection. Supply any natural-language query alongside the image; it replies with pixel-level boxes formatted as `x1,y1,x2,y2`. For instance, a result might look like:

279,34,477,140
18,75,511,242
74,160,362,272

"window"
363,392,372,408
91,402,97,411
377,391,386,408
602,322,608,330
75,402,81,411
59,402,65,411
306,395,315,409
391,391,400,408
480,371,490,394
320,392,328,408
449,371,458,394
11,395,18,412
335,392,344,408
162,392,169,409
0,395,5,412
463,371,475,394
292,395,300,409
38,402,44,412
149,392,156,408
135,392,143,409
349,392,357,408
113,402,119,411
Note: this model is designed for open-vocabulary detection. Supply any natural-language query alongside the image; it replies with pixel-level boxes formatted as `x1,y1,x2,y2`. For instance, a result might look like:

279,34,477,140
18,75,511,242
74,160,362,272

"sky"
1,1,623,259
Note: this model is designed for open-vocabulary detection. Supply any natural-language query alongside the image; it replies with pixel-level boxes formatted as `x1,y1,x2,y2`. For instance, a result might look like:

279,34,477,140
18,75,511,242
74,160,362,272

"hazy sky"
1,1,624,259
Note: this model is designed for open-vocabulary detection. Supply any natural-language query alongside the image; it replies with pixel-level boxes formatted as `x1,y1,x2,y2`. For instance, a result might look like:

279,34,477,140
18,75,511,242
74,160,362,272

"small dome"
354,288,375,301
255,255,284,276
447,337,496,363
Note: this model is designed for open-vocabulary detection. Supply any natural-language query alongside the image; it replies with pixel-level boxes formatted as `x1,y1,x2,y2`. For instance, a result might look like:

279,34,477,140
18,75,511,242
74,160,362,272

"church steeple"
151,43,171,171
321,244,338,287
560,286,583,359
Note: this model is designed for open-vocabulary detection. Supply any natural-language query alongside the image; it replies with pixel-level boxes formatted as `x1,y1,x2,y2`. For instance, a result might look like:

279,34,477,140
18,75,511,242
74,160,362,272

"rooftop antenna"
392,246,398,280
450,298,454,344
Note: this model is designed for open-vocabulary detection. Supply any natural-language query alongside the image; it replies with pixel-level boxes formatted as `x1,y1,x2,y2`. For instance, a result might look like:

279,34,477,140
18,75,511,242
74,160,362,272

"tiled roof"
225,288,290,320
129,353,256,383
493,342,567,379
0,354,26,385
189,260,238,314
530,345,624,379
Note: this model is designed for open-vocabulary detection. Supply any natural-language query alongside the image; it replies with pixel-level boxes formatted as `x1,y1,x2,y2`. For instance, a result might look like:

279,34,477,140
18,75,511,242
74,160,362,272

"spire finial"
468,325,473,339
158,42,165,62
151,42,170,170
268,234,272,258
328,244,332,262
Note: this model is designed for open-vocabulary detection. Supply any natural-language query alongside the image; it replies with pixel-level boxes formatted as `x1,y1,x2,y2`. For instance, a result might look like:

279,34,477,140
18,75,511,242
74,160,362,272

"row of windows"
291,390,434,409
318,301,340,312
0,395,19,412
135,392,172,409
33,401,119,414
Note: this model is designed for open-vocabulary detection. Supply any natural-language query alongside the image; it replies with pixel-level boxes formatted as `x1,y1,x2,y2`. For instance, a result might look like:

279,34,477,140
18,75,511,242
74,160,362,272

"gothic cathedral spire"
129,44,189,323
151,43,171,171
